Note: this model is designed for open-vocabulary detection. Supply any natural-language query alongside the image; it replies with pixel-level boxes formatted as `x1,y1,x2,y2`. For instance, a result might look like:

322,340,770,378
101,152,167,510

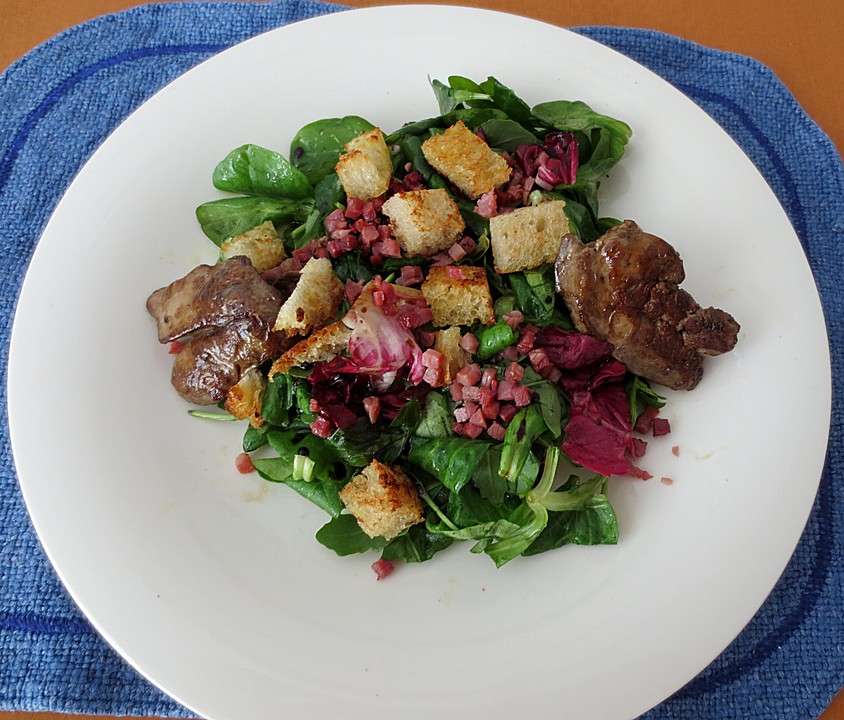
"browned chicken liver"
146,256,283,344
146,257,286,404
554,220,739,390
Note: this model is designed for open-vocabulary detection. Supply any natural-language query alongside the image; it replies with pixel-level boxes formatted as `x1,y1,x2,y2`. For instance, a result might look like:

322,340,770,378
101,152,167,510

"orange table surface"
1,1,842,719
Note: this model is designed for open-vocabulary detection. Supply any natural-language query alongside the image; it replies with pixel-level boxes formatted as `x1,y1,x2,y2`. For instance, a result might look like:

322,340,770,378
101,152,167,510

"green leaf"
313,172,346,214
531,100,632,143
472,445,539,505
521,367,567,439
290,116,375,184
252,456,344,517
212,144,312,200
479,76,537,128
195,196,308,246
479,118,540,152
407,436,491,493
316,514,388,556
627,375,666,425
507,265,556,325
475,322,517,360
381,524,454,563
242,424,268,452
415,391,454,439
499,405,548,486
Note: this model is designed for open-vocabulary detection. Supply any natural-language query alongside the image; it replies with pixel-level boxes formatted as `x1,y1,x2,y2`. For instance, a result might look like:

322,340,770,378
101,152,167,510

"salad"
147,76,737,576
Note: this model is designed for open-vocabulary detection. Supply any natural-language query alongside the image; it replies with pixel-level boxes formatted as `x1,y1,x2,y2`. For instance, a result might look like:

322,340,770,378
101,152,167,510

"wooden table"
1,1,841,719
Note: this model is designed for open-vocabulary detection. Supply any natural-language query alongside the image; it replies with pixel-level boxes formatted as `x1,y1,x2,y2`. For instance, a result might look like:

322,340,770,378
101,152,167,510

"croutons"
421,265,495,327
421,120,511,200
338,459,424,540
224,367,267,428
335,128,393,201
489,199,569,273
273,257,343,337
433,327,472,384
268,321,352,377
381,188,465,257
220,220,287,273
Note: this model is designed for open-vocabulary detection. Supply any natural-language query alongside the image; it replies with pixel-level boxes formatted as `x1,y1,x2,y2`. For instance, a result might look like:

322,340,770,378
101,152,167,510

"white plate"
7,6,831,720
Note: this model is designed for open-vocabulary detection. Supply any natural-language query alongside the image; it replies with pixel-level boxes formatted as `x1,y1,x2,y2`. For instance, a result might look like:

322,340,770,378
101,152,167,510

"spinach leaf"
531,100,632,144
431,77,491,114
407,436,491,493
252,449,345,518
242,424,268,452
381,524,453,563
523,476,618,555
290,115,375,184
627,375,666,425
260,372,313,429
479,118,540,152
521,367,567,438
499,404,548,487
478,76,537,128
212,144,312,200
326,404,419,467
313,172,345,214
316,514,388,556
331,251,375,284
195,196,308,246
507,265,556,325
472,445,539,505
415,391,454,439
266,430,340,482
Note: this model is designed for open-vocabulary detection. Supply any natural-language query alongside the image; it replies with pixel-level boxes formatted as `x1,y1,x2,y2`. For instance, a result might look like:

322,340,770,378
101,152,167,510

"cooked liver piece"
146,256,283,344
147,257,286,404
554,220,739,390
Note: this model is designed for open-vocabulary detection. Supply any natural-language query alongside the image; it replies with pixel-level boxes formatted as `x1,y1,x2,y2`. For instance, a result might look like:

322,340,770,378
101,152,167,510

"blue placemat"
1,2,842,718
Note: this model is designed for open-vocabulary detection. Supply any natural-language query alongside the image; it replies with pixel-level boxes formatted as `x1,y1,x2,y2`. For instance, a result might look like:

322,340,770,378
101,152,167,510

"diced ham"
455,363,482,386
462,385,481,401
487,422,506,441
371,558,395,580
235,452,255,474
396,265,424,287
310,416,333,439
497,379,516,401
446,266,466,280
498,403,519,423
345,197,364,220
502,310,524,331
481,367,498,389
363,396,381,424
512,385,532,407
504,362,523,383
652,418,671,436
448,242,468,262
475,190,498,218
459,333,479,354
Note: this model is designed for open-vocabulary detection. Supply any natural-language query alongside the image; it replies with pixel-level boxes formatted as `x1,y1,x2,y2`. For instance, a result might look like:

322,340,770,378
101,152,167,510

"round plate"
7,6,831,719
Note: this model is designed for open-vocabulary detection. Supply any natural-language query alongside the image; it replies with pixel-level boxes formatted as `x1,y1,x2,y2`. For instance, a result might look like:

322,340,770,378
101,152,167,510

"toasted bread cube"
220,221,287,273
433,327,472,384
273,257,343,336
421,120,511,200
335,128,392,201
489,200,570,273
381,188,465,257
339,459,424,540
421,265,495,327
224,367,266,428
269,321,352,377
